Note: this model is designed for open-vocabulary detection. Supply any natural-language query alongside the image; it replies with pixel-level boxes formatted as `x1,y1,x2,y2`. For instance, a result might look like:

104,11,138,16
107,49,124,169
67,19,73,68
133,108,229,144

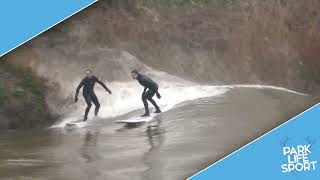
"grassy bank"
0,60,53,129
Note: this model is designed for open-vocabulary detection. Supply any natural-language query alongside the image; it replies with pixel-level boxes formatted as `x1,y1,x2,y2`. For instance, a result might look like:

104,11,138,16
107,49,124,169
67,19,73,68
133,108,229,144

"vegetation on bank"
0,60,52,129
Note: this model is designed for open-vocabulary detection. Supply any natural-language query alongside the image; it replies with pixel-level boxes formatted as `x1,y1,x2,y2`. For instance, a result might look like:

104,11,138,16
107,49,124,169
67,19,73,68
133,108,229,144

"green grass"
18,72,45,112
18,72,42,95
13,89,27,98
0,60,46,113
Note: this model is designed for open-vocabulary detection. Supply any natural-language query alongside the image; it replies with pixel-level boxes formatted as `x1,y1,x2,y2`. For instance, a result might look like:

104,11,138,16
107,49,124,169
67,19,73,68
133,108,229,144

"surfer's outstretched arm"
96,78,112,94
75,79,84,102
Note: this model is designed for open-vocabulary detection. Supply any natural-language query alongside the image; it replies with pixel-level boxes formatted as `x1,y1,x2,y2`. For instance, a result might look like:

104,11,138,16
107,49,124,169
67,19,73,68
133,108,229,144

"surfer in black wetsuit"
131,70,161,117
75,69,112,121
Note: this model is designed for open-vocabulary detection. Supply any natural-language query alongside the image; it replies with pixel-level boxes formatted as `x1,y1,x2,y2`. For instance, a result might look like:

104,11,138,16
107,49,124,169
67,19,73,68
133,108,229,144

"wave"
51,71,230,128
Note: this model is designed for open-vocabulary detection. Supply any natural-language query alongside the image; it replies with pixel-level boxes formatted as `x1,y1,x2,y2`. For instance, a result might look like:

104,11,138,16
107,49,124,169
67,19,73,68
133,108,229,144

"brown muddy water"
0,87,315,180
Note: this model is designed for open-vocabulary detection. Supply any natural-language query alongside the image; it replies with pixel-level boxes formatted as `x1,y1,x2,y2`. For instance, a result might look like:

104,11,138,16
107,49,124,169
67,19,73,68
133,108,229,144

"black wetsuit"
75,76,110,120
137,74,161,115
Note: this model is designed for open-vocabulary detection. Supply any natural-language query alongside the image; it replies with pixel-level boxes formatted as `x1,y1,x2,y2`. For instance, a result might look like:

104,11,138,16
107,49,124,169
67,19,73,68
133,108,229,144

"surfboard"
65,120,86,128
64,116,103,128
115,113,158,124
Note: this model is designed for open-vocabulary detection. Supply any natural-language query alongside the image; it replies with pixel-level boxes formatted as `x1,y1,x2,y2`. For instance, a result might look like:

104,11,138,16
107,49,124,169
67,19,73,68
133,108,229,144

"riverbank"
0,60,54,129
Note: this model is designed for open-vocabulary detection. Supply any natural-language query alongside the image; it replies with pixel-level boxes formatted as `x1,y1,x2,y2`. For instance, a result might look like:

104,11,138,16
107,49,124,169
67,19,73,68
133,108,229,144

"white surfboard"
65,120,87,128
115,113,158,124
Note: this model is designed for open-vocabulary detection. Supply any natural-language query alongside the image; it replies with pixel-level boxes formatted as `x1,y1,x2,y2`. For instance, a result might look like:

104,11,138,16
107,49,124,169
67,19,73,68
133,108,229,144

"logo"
280,137,318,173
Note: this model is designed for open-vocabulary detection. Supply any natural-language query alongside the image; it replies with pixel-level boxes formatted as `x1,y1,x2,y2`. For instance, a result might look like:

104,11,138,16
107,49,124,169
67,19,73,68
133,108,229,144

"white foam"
51,81,229,128
223,84,307,96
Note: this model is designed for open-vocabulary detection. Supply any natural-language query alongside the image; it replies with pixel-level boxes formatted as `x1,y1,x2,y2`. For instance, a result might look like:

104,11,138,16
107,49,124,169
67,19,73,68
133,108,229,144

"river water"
0,87,315,180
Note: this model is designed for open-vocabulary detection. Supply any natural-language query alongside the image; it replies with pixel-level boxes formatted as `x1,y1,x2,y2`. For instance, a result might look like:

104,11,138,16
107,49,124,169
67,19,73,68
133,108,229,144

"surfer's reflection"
146,116,165,151
142,116,166,179
116,122,142,132
81,130,100,163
